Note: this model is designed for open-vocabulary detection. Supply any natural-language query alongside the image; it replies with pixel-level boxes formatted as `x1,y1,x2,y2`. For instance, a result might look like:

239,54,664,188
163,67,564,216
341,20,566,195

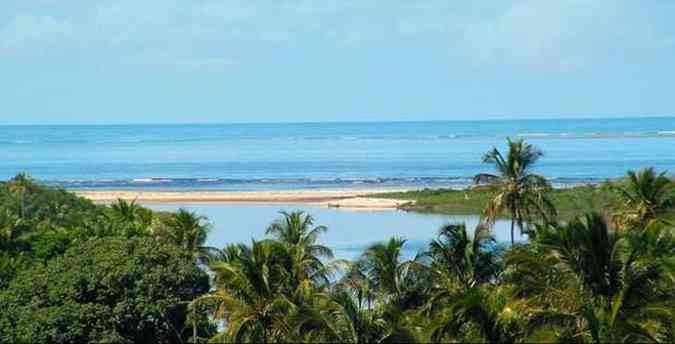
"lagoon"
148,204,517,260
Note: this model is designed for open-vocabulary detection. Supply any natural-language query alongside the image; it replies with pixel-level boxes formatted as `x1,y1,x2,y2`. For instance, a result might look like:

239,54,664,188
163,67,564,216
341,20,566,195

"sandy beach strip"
75,189,414,209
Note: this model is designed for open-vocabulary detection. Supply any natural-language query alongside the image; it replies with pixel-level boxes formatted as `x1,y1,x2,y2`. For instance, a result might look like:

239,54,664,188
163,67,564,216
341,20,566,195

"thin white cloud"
462,0,674,72
1,0,673,73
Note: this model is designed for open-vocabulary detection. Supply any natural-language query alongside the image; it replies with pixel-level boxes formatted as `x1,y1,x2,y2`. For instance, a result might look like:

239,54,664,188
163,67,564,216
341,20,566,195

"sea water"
2,117,674,190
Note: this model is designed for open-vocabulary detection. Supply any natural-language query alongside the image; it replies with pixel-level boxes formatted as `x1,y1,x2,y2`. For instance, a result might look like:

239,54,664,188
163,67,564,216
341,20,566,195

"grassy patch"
371,184,631,220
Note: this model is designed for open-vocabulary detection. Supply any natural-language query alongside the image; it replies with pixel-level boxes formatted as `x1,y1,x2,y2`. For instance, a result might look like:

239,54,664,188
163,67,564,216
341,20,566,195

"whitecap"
517,133,552,138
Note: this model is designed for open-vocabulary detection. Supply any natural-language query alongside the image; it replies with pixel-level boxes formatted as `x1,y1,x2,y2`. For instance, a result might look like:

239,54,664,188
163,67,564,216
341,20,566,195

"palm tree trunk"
510,200,517,246
193,305,197,344
20,192,25,220
510,217,515,247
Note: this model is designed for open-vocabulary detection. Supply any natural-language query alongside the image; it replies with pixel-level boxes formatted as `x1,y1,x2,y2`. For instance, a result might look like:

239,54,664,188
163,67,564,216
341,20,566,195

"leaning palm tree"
474,138,556,246
505,213,675,342
611,167,673,228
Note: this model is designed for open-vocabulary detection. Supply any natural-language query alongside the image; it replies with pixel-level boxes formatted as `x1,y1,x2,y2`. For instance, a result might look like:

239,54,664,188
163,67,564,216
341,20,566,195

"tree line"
1,138,674,343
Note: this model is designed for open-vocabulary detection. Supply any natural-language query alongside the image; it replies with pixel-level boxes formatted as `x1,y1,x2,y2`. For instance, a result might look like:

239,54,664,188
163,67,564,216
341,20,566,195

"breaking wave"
41,176,604,191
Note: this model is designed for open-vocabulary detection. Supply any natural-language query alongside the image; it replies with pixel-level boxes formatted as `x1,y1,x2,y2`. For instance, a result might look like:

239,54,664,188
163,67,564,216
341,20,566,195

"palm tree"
163,208,212,262
426,223,502,291
327,287,385,343
109,199,153,235
266,211,335,285
8,173,32,220
358,237,412,299
291,278,423,343
506,213,675,342
266,211,333,259
195,214,343,343
474,138,556,246
322,238,427,342
423,224,514,343
110,198,143,223
429,287,523,343
0,209,29,252
611,167,673,228
197,240,294,343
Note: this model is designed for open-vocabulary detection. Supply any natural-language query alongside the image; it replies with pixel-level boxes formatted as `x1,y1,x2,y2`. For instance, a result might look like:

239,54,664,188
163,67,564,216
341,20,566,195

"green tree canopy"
0,237,211,344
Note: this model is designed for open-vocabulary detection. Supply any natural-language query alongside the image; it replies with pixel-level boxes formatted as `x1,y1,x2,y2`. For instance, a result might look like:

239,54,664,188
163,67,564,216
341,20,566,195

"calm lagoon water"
148,204,517,260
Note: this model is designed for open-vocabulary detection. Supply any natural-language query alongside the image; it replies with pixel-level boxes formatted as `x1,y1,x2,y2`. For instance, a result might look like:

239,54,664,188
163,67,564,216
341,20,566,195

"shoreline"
75,189,415,210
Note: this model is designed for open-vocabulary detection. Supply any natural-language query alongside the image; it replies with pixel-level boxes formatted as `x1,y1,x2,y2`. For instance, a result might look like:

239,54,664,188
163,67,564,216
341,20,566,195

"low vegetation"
1,139,673,343
372,184,621,218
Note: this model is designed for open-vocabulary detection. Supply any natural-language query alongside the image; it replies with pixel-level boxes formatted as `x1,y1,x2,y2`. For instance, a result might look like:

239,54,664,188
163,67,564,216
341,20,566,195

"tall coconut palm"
474,138,556,246
163,208,212,262
506,213,675,342
611,167,673,227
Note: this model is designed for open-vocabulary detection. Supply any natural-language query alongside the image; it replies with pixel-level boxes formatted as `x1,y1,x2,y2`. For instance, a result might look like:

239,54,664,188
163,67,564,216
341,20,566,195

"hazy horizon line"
0,114,673,127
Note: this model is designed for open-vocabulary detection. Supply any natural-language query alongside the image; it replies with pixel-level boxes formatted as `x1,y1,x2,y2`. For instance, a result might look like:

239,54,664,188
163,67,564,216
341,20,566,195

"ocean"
2,117,674,190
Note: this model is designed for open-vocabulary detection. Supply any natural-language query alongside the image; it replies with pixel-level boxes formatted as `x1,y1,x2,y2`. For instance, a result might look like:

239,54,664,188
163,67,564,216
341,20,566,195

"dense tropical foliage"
1,238,211,343
0,179,215,343
1,138,673,343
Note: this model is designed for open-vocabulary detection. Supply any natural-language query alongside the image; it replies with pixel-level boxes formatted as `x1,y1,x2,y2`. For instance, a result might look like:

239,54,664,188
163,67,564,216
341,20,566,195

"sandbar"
75,189,414,210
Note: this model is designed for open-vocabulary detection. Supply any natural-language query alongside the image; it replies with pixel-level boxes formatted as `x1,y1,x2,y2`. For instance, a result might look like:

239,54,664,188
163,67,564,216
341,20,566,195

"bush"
0,237,210,343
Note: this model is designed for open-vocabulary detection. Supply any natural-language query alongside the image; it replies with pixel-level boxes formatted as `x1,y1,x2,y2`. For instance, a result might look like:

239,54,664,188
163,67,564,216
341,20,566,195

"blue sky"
1,0,674,125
